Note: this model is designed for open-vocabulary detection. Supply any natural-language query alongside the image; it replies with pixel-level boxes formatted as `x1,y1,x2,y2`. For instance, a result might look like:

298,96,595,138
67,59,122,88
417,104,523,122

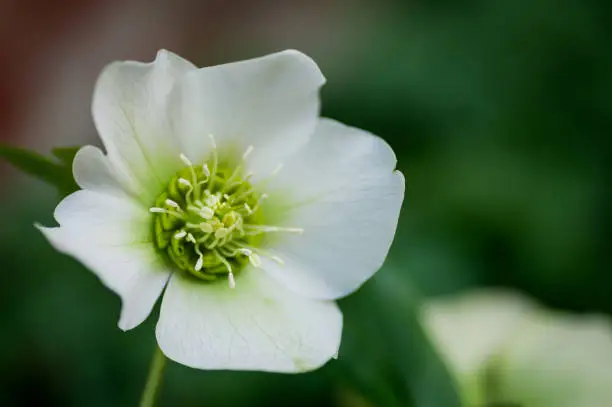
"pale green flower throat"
149,136,301,288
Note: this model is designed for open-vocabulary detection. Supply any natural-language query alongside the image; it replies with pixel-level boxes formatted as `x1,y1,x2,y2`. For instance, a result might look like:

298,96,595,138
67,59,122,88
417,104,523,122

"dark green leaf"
0,143,80,197
52,146,80,168
335,269,462,407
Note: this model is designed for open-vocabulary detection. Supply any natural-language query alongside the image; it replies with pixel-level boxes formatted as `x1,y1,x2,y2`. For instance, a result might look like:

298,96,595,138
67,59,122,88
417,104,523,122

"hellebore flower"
423,290,612,407
38,50,404,372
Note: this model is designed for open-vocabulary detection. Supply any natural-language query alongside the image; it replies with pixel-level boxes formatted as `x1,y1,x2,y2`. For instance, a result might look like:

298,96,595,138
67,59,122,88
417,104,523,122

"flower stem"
140,345,167,407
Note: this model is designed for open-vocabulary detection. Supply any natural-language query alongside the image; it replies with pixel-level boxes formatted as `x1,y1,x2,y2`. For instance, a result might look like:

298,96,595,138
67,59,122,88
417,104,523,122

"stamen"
205,194,219,207
215,228,229,239
174,230,187,240
194,180,208,192
208,133,217,149
149,207,184,219
246,194,268,214
270,255,285,265
185,222,215,238
214,249,235,289
249,253,262,267
243,225,304,234
271,163,284,175
194,244,205,271
226,242,285,266
233,164,279,200
207,134,218,192
165,199,181,210
234,163,283,202
216,246,243,258
199,207,215,220
206,237,220,250
202,163,210,177
221,145,255,194
180,153,192,167
195,255,204,271
180,153,200,196
199,222,214,234
243,145,254,160
197,234,212,245
178,178,195,203
186,233,197,244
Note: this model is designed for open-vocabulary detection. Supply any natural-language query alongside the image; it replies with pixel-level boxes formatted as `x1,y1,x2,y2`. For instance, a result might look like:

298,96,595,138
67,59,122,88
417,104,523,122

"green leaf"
52,146,80,168
0,144,80,197
335,269,462,407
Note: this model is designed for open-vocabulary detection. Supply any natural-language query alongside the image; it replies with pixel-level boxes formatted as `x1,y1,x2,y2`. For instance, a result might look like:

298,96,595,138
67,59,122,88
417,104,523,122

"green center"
150,157,264,284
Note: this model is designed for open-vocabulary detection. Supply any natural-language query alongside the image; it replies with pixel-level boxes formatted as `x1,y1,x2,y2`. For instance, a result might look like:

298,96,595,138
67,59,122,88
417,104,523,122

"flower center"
149,138,301,288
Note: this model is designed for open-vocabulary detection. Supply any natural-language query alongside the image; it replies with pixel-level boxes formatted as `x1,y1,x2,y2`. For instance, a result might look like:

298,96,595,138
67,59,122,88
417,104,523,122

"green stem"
140,345,167,407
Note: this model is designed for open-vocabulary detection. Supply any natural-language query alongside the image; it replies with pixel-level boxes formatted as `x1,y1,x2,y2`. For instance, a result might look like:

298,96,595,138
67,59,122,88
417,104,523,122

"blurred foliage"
324,0,610,311
1,0,611,405
0,145,79,197
336,274,460,407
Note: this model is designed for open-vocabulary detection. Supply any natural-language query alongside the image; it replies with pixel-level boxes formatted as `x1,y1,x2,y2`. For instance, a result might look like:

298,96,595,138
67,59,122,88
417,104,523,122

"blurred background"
0,0,610,406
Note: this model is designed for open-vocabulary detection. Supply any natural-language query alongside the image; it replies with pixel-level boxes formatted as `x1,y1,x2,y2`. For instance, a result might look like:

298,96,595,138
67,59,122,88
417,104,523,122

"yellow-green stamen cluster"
150,142,300,287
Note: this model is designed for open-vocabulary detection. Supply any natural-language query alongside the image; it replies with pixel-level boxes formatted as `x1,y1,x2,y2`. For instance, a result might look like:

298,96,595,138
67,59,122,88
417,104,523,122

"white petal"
73,145,138,199
172,50,324,179
156,269,342,373
422,290,536,376
259,118,404,300
92,50,196,203
421,290,538,406
497,312,612,407
37,190,170,330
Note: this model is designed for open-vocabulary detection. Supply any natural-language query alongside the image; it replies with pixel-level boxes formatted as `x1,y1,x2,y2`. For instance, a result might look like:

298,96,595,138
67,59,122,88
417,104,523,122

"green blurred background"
0,0,610,406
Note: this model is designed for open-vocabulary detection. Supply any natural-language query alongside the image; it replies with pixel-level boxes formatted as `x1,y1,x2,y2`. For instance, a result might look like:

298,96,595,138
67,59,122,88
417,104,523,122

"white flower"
37,50,405,373
422,290,612,407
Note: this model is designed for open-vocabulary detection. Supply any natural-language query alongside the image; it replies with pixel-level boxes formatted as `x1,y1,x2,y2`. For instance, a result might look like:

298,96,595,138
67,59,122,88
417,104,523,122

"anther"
174,230,187,240
149,207,184,219
270,256,285,265
228,272,236,289
238,248,252,256
195,255,204,272
243,225,304,234
205,194,219,207
248,194,268,214
178,178,191,187
271,163,284,175
202,163,210,177
193,244,205,271
180,153,192,166
199,207,214,220
243,145,254,160
249,253,262,268
200,223,214,234
208,134,217,149
215,228,229,239
165,199,181,209
186,233,197,244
